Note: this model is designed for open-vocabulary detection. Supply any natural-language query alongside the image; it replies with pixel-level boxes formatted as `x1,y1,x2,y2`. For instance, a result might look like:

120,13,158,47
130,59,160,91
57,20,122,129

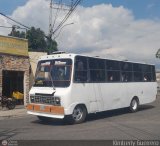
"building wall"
0,54,30,105
29,52,47,87
29,52,47,75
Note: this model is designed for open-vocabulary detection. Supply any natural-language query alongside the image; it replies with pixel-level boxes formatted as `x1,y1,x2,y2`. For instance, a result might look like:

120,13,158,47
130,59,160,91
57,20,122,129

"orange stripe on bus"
34,105,41,111
26,104,33,110
27,104,64,115
51,106,64,115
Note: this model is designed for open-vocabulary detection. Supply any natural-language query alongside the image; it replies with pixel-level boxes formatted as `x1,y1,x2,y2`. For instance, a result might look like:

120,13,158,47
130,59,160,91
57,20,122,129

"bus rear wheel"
129,98,139,112
67,105,87,124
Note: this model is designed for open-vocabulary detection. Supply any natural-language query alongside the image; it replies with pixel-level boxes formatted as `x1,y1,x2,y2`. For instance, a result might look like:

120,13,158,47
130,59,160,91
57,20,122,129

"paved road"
0,97,160,141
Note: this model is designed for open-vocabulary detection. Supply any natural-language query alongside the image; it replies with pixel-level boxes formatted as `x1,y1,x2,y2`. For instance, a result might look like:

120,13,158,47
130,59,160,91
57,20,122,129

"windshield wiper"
49,67,56,90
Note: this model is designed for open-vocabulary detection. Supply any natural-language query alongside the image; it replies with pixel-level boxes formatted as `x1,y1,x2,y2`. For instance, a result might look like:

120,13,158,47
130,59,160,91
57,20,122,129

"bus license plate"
40,105,45,110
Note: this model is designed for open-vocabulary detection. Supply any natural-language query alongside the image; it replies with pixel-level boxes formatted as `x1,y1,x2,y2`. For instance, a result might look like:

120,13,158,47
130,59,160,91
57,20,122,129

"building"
0,35,30,105
29,52,47,88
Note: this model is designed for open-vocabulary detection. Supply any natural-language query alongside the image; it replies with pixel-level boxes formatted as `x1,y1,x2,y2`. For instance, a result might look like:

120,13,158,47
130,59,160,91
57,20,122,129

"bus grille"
31,95,55,105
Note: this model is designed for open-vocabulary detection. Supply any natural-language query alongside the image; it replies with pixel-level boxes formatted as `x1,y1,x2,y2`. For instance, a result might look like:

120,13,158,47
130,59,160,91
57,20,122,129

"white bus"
27,52,157,124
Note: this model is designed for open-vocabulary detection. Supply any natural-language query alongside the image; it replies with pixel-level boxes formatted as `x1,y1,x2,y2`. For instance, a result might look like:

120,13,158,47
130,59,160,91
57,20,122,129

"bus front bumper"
26,104,64,119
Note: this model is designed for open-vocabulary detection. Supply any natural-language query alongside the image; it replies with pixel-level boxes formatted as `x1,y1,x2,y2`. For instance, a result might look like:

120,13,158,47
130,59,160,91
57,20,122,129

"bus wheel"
129,98,139,112
68,105,87,124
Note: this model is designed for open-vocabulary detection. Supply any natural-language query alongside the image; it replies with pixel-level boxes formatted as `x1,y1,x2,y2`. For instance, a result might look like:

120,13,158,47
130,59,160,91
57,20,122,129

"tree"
8,26,26,38
27,27,46,52
46,37,58,54
8,26,58,53
156,49,160,58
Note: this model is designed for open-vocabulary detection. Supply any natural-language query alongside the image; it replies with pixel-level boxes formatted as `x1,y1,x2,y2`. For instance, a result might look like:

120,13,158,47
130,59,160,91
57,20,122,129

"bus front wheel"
67,105,87,124
129,98,139,112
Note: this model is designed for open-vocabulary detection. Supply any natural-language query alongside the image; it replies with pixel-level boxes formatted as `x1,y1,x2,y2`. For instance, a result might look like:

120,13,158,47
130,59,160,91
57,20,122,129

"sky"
0,0,160,69
0,0,160,19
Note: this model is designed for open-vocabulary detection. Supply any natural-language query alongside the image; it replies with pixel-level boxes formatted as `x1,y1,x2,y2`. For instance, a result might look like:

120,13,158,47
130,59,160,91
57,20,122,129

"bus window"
143,73,152,82
90,70,105,82
74,56,88,82
106,60,120,70
151,66,156,81
106,60,120,82
34,59,72,87
89,58,105,82
121,62,132,71
133,63,142,72
89,58,105,70
107,71,120,82
133,72,143,82
121,72,133,82
142,65,152,72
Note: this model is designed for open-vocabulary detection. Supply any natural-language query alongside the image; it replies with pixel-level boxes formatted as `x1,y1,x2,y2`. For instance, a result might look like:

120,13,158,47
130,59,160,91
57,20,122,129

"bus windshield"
34,59,72,87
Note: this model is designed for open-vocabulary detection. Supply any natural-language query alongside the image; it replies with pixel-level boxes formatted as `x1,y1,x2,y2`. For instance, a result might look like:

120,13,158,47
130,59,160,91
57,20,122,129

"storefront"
0,35,30,105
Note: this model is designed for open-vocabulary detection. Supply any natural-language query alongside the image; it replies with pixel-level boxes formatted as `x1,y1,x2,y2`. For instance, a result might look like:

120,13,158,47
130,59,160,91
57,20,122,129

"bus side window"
74,56,88,82
77,61,84,70
143,73,151,82
143,75,148,81
109,75,113,81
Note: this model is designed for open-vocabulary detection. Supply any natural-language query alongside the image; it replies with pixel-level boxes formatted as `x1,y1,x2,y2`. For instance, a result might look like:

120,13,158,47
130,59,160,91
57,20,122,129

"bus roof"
39,52,155,66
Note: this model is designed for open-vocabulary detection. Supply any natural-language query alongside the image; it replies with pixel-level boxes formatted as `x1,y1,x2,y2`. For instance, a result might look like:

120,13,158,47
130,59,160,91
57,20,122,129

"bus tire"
67,105,87,124
129,97,139,112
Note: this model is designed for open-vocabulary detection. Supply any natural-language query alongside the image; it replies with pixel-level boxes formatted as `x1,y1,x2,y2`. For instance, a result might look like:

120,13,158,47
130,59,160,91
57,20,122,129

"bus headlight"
55,97,61,105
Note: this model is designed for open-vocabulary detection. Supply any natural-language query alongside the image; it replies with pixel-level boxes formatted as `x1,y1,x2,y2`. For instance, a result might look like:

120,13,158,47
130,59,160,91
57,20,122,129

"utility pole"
47,0,82,54
49,0,53,39
48,0,70,39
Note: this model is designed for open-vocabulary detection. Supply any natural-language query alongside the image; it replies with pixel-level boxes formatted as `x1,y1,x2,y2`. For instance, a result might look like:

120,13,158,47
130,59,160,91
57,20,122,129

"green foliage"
8,26,58,53
27,27,46,52
8,29,26,38
46,37,58,54
156,49,160,58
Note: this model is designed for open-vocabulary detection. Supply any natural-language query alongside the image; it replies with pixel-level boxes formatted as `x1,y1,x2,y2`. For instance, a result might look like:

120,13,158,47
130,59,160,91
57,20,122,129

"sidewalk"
0,105,27,120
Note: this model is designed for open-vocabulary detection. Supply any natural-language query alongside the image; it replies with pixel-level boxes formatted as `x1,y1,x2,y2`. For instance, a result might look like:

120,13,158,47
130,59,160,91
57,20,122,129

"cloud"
0,15,11,35
0,0,160,68
147,3,155,9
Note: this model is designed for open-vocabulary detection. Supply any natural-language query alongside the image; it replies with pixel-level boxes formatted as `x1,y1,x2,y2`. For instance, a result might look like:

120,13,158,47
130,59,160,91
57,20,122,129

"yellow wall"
0,35,28,56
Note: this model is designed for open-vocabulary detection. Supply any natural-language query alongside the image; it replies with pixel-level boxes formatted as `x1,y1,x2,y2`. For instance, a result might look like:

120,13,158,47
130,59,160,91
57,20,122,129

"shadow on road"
138,104,155,111
31,104,155,126
31,118,66,126
86,105,155,122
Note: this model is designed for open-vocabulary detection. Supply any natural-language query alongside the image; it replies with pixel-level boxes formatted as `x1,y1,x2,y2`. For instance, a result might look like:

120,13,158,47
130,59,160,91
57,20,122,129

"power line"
53,22,74,39
0,12,30,29
52,0,62,31
0,25,27,30
52,0,81,34
0,26,13,29
51,0,82,36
